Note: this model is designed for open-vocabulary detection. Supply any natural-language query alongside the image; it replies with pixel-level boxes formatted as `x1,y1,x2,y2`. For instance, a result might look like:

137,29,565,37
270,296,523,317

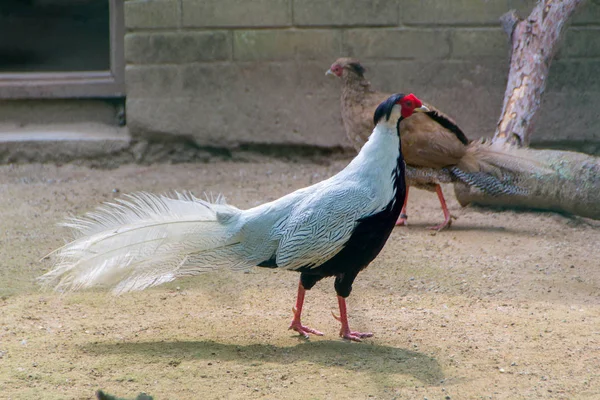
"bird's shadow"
404,223,519,234
85,339,444,385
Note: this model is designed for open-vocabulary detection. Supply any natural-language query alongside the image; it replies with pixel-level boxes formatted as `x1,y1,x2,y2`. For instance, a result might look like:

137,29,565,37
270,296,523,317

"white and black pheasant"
39,94,428,342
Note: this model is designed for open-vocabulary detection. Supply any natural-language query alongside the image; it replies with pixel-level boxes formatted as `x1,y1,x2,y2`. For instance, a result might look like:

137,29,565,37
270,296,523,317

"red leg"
332,296,373,342
288,281,324,338
395,185,410,226
429,184,453,231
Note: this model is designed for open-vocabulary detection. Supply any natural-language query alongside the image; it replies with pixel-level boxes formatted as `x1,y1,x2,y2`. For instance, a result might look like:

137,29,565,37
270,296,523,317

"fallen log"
454,147,600,220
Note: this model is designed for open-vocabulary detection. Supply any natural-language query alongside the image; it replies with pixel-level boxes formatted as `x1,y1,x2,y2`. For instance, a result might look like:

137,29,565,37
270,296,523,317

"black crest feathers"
373,93,405,126
347,62,366,77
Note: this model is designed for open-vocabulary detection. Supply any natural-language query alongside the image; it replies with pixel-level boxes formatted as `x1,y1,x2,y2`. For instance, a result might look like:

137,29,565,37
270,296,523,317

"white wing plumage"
274,183,377,270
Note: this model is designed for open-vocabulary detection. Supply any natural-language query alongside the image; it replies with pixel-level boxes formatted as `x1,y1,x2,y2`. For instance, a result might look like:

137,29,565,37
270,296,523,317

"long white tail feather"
38,192,251,294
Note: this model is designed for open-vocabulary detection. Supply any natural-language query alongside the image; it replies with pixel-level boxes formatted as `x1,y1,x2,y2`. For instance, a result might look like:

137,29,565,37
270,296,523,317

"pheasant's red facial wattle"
330,64,343,77
399,93,423,118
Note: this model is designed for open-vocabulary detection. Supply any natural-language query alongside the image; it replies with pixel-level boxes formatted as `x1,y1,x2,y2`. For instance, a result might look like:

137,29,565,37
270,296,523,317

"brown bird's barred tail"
448,166,528,197
449,141,554,197
454,147,600,221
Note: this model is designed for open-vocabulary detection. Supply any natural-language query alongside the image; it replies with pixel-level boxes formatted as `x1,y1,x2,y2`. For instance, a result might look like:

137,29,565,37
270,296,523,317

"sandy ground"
1,160,599,400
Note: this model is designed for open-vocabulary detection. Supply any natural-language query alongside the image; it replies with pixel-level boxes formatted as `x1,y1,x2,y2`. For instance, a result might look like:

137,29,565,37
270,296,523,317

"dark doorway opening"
0,0,124,99
0,1,110,73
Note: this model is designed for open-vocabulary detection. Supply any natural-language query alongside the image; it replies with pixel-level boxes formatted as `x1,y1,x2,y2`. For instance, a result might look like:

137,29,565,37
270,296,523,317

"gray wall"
124,0,600,151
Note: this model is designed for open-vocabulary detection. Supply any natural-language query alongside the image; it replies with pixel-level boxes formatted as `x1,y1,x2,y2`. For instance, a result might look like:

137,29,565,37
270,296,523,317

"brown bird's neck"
341,74,373,96
340,74,375,115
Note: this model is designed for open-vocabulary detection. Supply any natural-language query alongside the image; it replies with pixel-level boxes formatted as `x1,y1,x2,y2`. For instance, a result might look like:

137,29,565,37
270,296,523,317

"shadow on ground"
85,339,444,385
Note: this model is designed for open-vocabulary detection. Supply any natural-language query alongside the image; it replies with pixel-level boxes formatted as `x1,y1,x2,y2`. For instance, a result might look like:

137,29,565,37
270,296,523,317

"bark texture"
493,0,585,146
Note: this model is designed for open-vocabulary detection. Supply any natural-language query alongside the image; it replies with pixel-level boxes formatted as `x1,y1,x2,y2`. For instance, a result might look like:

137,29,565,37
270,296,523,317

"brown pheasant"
328,57,532,230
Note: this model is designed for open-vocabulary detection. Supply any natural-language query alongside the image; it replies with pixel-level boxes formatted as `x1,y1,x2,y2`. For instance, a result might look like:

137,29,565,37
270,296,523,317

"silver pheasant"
40,94,428,341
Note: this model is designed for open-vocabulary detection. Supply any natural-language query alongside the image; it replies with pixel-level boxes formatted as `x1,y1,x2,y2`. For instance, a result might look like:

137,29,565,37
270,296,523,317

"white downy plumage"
39,104,405,295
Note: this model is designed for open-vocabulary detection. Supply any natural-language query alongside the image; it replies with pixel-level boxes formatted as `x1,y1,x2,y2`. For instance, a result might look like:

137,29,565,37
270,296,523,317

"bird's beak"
325,69,335,76
414,105,430,113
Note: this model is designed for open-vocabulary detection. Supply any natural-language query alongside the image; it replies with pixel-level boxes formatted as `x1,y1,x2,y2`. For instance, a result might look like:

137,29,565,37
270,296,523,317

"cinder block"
125,65,183,98
125,0,179,30
293,0,398,27
364,59,508,93
450,28,509,59
179,64,239,96
399,0,536,25
182,0,290,27
548,60,600,92
560,28,600,58
125,31,231,64
534,91,600,143
343,29,450,60
572,1,600,25
233,30,341,61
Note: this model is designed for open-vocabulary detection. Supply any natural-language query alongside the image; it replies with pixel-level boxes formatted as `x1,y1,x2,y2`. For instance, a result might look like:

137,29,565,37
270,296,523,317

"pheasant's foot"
289,320,324,338
289,307,323,338
428,217,452,231
395,213,408,226
428,214,456,231
339,328,373,342
332,311,373,342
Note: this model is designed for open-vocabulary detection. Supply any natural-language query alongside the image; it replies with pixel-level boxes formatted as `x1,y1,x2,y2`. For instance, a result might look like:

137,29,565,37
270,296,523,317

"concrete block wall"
124,0,600,151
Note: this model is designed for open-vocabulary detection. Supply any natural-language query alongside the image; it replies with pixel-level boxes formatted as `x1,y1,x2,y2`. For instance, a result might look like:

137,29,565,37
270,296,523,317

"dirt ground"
1,159,599,400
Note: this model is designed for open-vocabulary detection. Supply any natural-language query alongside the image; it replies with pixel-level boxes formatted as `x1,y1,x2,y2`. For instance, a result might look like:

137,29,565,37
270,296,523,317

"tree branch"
492,0,585,147
500,9,520,42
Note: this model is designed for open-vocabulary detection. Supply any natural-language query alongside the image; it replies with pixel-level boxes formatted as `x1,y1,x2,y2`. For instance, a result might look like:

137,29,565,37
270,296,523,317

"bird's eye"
405,101,412,107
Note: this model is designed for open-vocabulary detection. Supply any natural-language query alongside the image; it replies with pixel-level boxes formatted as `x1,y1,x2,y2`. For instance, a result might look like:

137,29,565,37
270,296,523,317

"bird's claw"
290,308,323,338
331,311,341,322
339,329,373,342
395,215,408,227
428,220,451,231
288,321,324,338
428,214,455,231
